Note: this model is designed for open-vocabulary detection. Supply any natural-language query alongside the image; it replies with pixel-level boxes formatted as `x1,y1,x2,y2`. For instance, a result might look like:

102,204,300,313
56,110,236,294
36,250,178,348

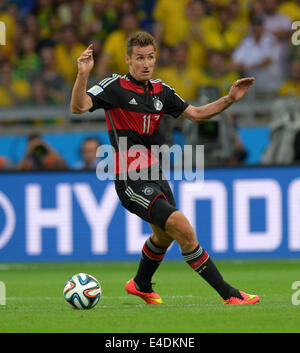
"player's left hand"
227,77,255,102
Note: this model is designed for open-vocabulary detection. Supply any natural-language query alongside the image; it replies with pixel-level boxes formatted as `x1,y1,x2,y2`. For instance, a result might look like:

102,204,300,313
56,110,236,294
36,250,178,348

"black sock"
134,237,167,293
182,245,242,300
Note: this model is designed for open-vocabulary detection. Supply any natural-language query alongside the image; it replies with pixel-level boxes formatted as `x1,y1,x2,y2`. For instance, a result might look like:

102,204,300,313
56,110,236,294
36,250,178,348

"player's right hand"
77,44,94,75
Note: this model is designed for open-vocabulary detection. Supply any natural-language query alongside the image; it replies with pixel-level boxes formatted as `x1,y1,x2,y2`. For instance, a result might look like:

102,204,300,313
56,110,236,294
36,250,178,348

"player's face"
126,45,156,83
82,140,99,163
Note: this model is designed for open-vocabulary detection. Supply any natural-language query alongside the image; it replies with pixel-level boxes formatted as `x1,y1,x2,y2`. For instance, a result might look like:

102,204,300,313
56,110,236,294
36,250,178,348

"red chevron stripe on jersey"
105,108,164,134
120,76,163,95
113,149,159,174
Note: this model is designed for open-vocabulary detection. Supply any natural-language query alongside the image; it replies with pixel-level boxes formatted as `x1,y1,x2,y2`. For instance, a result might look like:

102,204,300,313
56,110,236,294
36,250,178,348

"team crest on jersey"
153,97,163,111
142,186,154,196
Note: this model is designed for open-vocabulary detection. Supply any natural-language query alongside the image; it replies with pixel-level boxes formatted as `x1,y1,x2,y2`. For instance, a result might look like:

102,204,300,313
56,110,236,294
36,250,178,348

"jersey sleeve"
162,83,189,118
86,75,118,112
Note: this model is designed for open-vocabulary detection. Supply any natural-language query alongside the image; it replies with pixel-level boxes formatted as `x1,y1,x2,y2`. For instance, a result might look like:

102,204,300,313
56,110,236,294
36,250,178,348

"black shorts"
116,179,178,230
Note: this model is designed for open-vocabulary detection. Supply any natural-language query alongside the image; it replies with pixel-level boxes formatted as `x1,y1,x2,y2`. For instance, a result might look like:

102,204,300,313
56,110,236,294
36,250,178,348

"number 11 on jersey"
142,115,160,134
142,115,151,134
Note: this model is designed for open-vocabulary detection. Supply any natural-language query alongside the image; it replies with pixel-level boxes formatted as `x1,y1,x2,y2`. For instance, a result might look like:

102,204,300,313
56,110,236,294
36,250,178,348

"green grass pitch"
0,259,299,333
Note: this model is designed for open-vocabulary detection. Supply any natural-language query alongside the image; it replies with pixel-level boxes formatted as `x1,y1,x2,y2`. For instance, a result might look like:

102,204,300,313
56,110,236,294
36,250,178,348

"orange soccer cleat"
125,279,163,305
223,290,260,305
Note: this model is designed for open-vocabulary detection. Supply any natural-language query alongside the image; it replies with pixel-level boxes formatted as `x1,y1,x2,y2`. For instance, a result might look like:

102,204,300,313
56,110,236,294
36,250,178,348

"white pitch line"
6,294,201,302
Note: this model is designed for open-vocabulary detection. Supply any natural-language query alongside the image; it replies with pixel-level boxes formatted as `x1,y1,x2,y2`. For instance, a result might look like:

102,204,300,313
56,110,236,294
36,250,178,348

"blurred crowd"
0,0,299,170
0,132,102,171
0,0,298,109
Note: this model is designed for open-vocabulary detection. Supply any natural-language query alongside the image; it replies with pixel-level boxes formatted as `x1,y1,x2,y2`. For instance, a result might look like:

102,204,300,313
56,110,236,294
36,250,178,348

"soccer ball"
63,273,102,309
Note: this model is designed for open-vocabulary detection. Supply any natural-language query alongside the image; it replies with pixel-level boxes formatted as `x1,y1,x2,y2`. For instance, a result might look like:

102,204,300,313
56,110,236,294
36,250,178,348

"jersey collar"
126,72,153,92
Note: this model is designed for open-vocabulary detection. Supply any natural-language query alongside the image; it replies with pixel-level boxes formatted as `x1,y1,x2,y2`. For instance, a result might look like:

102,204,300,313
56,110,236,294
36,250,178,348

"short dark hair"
81,137,101,146
28,132,42,141
126,31,157,56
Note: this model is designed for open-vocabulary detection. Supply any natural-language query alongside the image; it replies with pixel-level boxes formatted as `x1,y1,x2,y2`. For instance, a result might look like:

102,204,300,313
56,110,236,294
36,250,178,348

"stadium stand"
0,0,298,168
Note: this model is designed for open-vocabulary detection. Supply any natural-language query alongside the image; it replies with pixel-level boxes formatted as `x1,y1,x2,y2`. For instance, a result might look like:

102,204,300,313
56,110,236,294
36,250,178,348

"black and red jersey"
86,72,189,186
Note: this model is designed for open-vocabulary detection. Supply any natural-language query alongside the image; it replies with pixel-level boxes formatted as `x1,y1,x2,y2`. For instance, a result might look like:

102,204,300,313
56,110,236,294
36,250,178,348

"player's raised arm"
70,44,94,114
183,77,255,123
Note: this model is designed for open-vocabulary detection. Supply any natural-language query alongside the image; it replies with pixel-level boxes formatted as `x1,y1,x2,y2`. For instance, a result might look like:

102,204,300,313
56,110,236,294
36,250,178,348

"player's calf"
164,210,198,253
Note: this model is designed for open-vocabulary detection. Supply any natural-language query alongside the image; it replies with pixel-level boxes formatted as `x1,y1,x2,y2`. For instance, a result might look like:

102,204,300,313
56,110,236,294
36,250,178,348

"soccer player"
71,31,260,305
